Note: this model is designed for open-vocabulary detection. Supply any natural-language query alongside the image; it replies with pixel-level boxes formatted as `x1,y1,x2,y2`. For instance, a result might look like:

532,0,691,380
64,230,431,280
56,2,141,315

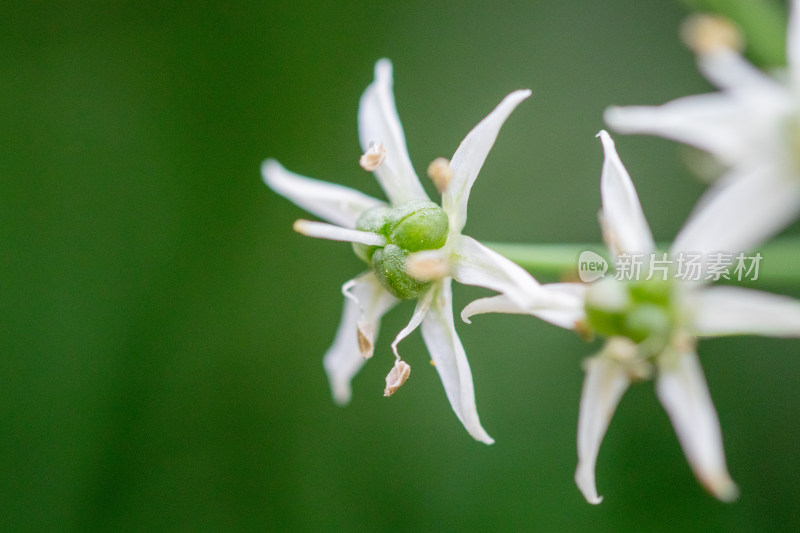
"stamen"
427,157,453,193
680,14,743,55
293,219,387,246
359,142,386,171
383,359,411,397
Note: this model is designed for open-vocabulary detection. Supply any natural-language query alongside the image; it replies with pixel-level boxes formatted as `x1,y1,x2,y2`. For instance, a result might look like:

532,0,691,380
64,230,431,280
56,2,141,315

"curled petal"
597,130,655,257
451,235,547,310
358,59,429,204
575,355,630,504
444,90,531,232
461,283,587,330
691,286,800,338
656,351,739,502
262,159,384,229
323,274,398,404
672,166,800,257
421,278,494,444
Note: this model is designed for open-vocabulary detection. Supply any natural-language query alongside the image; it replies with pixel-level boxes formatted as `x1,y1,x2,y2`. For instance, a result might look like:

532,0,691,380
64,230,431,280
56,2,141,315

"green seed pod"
371,244,432,300
387,201,449,252
352,206,392,263
624,303,672,344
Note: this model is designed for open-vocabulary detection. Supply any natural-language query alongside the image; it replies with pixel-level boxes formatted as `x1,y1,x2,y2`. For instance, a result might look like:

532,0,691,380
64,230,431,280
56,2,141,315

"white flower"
605,2,800,255
263,59,565,444
465,131,800,501
576,131,800,503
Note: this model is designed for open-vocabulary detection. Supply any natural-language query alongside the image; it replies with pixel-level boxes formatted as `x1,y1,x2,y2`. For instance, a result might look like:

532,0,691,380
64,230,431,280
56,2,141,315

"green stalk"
486,237,800,284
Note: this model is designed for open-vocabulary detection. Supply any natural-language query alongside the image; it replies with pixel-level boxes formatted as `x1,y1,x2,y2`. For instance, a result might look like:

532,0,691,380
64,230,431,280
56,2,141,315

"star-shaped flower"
263,59,564,444
605,3,800,254
464,130,800,501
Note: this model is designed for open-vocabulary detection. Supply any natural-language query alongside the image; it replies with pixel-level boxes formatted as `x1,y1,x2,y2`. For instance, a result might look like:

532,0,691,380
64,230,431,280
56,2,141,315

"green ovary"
585,277,675,347
352,201,450,300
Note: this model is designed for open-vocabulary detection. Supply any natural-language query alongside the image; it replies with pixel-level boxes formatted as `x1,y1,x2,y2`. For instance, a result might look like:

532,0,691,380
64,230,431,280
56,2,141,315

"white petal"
691,286,800,338
323,274,398,404
597,131,655,257
293,219,387,246
420,278,494,444
443,90,531,232
358,59,429,204
656,351,739,502
697,49,785,93
789,0,800,88
575,355,630,505
461,283,587,330
450,235,547,310
604,92,787,167
262,159,385,229
672,166,800,256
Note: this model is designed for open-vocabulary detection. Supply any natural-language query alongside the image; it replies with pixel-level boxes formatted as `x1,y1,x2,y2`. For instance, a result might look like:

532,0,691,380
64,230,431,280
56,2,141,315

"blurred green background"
3,1,799,531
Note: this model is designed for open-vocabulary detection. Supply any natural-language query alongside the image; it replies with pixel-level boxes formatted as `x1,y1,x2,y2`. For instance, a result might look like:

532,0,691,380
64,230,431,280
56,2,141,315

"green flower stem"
681,0,787,67
486,237,800,284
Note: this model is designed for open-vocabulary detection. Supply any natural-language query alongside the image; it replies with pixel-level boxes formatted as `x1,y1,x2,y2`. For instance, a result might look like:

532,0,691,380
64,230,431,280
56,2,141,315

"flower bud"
371,244,432,300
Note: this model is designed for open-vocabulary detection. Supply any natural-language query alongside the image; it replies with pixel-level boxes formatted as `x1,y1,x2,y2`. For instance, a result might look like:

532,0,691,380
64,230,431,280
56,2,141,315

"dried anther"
383,360,411,396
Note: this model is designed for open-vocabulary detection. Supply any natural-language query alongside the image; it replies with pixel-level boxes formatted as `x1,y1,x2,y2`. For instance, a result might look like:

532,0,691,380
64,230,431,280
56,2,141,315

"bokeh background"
3,1,800,531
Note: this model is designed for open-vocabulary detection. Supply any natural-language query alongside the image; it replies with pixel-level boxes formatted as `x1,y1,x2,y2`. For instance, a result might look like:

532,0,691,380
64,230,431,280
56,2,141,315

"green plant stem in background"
681,0,787,67
487,237,800,283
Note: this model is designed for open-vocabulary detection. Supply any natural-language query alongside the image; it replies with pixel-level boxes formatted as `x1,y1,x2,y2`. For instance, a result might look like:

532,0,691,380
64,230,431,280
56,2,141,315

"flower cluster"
263,1,800,504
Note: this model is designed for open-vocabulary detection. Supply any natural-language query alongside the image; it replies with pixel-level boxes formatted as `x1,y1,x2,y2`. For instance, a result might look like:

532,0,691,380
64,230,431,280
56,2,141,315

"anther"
384,360,411,397
427,157,453,193
680,13,743,55
359,142,386,171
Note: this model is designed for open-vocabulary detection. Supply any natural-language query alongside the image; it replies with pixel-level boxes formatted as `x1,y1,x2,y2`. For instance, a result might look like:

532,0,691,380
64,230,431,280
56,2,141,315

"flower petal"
444,90,531,232
597,131,655,257
691,286,800,338
293,219,387,246
262,159,385,229
789,0,800,88
323,274,399,404
697,49,785,94
604,92,787,167
575,355,630,505
450,235,547,310
420,278,494,444
656,351,739,502
358,59,429,204
461,283,587,330
671,165,800,257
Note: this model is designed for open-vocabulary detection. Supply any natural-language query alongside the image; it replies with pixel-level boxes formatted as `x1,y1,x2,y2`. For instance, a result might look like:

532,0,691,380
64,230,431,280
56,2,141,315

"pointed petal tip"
705,473,740,502
329,381,352,406
480,434,495,445
260,158,282,185
596,129,613,146
575,465,603,505
374,58,393,81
